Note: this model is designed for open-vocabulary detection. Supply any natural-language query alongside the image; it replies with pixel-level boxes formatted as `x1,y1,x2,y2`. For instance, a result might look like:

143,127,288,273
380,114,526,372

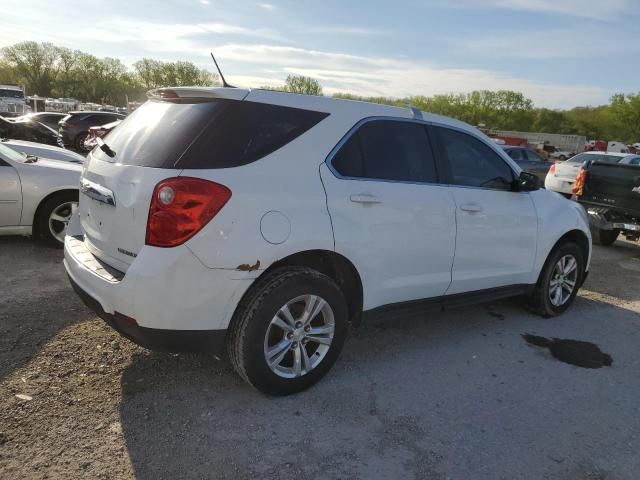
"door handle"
350,194,381,204
460,203,482,213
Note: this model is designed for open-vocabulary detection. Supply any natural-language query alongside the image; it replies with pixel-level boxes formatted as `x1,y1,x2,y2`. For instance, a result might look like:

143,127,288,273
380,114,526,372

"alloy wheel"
48,201,77,244
263,294,335,379
548,254,578,307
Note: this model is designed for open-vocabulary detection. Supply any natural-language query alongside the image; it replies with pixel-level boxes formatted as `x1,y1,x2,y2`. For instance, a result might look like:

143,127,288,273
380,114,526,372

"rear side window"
435,127,514,191
182,101,328,169
331,120,438,183
94,100,328,168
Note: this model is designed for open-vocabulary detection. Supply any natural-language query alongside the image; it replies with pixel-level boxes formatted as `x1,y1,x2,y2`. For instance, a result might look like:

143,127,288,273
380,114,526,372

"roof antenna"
210,52,235,88
408,105,423,120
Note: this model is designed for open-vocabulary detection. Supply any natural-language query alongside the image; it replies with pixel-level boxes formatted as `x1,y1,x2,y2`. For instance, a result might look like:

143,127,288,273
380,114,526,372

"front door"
432,126,538,295
320,119,457,310
0,159,22,226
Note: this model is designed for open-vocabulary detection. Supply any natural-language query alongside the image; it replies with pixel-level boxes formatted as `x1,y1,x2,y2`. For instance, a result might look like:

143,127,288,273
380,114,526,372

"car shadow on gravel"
0,236,91,381
117,295,638,480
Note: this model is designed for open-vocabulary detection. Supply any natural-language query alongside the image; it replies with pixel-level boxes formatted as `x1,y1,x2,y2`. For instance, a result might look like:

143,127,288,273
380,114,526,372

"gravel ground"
1,235,639,479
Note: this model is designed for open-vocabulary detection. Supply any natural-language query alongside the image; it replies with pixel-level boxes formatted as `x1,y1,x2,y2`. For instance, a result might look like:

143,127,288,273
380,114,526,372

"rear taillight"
549,163,556,175
146,177,231,247
572,168,587,197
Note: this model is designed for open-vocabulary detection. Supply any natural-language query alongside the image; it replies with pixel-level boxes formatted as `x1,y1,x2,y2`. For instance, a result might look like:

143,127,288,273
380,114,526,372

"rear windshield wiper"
24,154,38,163
96,137,116,158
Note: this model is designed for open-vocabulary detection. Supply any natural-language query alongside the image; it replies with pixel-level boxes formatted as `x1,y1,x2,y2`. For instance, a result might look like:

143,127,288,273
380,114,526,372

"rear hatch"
78,88,249,271
581,162,640,215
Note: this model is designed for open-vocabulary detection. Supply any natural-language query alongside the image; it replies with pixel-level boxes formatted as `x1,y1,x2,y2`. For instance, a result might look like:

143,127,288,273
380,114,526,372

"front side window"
331,120,438,183
435,127,515,191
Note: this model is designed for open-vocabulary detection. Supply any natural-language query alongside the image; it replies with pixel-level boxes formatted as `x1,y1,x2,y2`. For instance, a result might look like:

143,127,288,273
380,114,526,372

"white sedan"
0,141,81,245
1,139,85,163
545,151,640,196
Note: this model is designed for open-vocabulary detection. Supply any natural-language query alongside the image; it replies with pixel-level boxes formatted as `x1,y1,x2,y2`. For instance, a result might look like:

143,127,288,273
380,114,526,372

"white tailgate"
79,154,181,271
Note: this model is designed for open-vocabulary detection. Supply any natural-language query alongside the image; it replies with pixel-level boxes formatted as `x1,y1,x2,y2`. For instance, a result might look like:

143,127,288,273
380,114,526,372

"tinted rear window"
93,99,328,168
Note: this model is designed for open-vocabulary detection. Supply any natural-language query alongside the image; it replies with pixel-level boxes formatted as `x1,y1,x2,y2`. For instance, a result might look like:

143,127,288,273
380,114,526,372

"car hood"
29,157,83,172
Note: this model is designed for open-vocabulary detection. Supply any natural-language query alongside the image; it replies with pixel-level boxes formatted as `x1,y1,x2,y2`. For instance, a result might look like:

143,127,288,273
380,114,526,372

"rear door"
320,119,457,310
431,126,538,294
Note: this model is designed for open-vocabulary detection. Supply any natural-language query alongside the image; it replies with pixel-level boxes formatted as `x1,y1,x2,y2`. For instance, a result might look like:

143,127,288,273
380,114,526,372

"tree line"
0,41,217,105
1,42,638,143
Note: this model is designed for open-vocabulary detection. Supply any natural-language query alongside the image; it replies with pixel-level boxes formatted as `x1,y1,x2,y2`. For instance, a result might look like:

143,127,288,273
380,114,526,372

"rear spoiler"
147,87,249,103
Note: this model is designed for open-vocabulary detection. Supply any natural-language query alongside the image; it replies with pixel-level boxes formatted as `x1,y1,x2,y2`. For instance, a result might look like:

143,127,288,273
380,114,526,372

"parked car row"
57,111,125,152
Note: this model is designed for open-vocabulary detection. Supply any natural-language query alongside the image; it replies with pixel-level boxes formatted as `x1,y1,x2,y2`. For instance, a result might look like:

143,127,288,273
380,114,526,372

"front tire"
228,267,348,396
36,191,78,246
527,242,584,317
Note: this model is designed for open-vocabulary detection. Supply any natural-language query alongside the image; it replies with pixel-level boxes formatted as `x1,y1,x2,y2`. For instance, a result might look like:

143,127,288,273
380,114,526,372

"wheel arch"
259,249,364,324
32,189,79,238
551,229,590,265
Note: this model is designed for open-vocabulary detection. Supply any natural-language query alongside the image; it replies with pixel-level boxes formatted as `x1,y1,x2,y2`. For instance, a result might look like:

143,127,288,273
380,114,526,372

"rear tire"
596,228,619,247
74,132,89,152
227,267,348,396
36,191,78,247
527,242,584,317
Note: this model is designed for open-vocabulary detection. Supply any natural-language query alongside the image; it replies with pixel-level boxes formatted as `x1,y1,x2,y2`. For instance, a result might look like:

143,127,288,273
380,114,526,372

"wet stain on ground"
522,334,613,369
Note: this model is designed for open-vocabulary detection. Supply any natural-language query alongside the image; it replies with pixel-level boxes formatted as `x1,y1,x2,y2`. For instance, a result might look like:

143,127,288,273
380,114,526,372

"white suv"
65,87,592,395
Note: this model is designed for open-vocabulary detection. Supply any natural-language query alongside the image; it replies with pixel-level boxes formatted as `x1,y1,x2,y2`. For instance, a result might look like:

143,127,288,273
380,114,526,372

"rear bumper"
64,215,255,347
68,275,226,353
544,175,574,195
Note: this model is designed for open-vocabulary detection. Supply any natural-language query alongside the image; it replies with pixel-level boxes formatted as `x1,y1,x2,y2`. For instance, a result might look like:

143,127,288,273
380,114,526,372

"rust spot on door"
237,260,261,272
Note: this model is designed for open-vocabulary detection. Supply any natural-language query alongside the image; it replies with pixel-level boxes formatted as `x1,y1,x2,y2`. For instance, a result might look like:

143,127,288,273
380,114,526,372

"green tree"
1,41,61,96
134,58,217,89
284,75,323,95
609,93,640,142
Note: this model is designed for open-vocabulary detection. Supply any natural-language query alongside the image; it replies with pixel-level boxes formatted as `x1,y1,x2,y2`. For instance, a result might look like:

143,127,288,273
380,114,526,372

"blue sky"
2,0,639,108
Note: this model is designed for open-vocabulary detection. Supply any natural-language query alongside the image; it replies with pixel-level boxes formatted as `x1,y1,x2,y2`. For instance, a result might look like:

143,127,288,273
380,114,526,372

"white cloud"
258,3,276,10
454,26,640,59
449,0,637,19
214,44,608,108
200,0,210,4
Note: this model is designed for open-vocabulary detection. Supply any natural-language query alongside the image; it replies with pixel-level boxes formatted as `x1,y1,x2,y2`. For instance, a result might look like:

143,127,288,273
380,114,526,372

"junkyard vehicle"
573,159,640,246
14,112,67,130
502,146,554,181
0,115,60,146
0,84,27,117
83,120,121,151
2,139,85,164
58,111,125,152
64,87,592,395
0,142,81,244
545,151,640,196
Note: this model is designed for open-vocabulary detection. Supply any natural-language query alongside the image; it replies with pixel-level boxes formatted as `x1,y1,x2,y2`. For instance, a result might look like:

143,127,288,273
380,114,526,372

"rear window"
569,153,622,164
93,99,329,168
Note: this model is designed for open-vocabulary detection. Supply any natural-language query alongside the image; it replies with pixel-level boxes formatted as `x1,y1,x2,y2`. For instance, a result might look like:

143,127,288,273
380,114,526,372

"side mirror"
516,171,541,192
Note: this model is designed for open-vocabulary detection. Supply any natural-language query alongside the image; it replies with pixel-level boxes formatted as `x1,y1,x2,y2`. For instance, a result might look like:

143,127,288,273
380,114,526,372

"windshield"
0,142,31,163
0,88,24,99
